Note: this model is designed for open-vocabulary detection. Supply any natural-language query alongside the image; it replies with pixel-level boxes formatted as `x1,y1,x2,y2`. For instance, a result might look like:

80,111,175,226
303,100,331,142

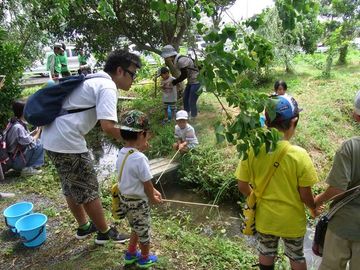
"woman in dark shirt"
6,100,44,175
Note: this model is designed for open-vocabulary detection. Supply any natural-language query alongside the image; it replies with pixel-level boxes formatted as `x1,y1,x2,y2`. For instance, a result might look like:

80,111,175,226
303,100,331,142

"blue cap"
267,94,301,123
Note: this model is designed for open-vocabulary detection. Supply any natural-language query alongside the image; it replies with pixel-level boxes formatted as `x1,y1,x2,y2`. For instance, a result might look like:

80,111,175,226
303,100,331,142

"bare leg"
82,198,108,232
128,231,139,253
65,196,87,226
259,255,275,268
290,260,307,270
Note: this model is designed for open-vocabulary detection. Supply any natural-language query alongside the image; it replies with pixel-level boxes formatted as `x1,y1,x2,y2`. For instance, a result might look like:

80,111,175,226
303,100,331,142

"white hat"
354,90,360,115
176,110,188,120
54,43,64,51
161,45,178,58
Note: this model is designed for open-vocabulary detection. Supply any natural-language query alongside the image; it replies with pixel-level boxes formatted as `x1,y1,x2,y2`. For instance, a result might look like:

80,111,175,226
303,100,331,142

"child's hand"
151,193,162,204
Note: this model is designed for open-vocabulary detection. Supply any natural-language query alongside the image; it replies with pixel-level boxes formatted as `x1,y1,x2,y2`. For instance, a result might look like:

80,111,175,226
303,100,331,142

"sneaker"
137,254,158,268
95,227,129,245
75,221,98,240
21,167,42,176
124,250,141,265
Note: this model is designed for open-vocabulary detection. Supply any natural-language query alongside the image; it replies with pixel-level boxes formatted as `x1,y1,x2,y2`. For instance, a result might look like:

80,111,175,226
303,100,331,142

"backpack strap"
327,185,360,219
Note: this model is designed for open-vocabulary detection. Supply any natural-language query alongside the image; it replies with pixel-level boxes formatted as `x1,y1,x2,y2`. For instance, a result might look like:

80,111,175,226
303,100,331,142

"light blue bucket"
3,202,33,233
15,213,47,247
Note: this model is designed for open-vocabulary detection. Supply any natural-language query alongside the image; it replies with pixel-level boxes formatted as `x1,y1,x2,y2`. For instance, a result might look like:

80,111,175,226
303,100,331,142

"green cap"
120,110,150,132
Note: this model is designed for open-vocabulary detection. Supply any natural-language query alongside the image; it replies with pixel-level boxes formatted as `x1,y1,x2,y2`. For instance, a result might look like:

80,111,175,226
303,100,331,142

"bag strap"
117,149,135,184
256,143,291,199
327,185,360,219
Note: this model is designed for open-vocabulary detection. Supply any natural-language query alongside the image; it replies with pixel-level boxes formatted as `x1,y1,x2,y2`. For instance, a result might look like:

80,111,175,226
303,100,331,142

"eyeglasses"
124,69,137,80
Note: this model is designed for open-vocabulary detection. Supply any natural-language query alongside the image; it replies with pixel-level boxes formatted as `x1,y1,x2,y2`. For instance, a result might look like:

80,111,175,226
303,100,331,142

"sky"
222,0,274,23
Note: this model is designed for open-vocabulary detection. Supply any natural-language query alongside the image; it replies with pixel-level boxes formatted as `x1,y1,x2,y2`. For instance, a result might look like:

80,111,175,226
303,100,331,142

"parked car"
315,43,329,53
25,45,95,77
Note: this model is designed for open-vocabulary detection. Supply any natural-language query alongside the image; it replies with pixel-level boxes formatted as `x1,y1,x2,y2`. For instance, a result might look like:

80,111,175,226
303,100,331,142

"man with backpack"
315,91,360,270
41,49,141,244
161,45,201,120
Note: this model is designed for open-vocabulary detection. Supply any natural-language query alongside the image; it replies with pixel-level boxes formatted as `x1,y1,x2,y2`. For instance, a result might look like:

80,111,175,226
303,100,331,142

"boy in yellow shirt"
235,95,319,270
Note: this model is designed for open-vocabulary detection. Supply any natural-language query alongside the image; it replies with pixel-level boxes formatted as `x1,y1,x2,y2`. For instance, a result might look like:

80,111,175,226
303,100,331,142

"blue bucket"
15,213,47,247
3,202,33,233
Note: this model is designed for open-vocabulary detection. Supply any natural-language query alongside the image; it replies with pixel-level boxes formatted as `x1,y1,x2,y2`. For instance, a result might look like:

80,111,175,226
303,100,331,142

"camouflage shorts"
256,232,305,262
47,151,99,204
118,195,150,244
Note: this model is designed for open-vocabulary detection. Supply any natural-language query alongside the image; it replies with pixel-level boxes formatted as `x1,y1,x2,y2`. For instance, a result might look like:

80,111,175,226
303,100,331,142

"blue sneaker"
137,254,158,268
124,250,141,265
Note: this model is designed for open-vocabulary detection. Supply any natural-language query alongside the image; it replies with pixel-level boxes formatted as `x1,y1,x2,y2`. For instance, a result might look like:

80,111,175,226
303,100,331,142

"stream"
87,131,322,269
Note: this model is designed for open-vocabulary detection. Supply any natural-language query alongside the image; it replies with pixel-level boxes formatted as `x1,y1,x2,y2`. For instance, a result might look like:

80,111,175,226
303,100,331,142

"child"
159,67,177,121
115,110,162,268
273,80,287,96
235,95,319,270
173,110,198,152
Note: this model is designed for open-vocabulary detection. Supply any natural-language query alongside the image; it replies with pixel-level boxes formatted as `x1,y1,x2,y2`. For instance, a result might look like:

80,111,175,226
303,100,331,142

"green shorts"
256,232,305,262
47,151,99,204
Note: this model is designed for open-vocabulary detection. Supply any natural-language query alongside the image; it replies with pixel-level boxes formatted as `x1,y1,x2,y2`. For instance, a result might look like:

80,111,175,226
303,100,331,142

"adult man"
58,43,71,77
42,49,141,244
46,43,63,80
315,91,360,270
161,45,201,119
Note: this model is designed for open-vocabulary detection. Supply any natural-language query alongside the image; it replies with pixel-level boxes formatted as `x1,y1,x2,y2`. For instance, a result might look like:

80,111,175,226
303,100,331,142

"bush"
178,144,241,203
0,34,26,127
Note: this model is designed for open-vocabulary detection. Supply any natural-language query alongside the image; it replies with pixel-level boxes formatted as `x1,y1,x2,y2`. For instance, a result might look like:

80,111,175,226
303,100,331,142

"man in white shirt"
42,50,141,244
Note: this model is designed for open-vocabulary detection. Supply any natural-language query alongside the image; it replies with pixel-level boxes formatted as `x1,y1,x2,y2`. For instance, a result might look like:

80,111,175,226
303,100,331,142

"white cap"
355,90,360,115
176,110,188,120
161,45,178,58
54,43,64,51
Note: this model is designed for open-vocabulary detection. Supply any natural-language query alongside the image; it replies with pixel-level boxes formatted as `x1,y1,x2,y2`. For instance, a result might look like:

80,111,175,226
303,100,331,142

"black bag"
312,215,329,256
312,186,360,257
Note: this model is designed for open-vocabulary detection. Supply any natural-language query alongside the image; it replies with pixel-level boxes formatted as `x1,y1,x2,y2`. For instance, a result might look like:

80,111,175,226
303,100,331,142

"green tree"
320,0,360,65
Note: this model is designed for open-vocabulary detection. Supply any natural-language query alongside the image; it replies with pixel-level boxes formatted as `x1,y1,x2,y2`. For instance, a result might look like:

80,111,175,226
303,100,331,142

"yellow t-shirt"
235,141,318,238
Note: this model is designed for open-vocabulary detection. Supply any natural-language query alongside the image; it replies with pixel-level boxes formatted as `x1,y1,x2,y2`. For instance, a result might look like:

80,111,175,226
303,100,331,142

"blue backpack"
24,74,97,126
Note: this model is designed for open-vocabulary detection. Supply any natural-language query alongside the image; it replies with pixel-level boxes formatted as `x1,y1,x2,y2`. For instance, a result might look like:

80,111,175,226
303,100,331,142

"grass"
0,49,359,269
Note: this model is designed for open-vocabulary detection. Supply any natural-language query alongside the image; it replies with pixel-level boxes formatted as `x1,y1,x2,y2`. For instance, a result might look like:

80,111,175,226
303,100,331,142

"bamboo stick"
162,199,219,208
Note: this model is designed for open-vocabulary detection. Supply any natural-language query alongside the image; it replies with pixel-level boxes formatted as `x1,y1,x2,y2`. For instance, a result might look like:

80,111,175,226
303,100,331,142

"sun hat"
354,90,360,115
161,45,178,59
120,110,150,132
176,110,188,120
266,95,301,123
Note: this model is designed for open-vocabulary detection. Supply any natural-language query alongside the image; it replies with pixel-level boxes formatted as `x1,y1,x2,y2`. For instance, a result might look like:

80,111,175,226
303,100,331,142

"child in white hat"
173,110,198,152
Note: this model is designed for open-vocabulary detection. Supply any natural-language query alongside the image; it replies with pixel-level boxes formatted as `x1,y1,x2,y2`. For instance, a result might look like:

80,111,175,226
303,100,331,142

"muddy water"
86,132,321,269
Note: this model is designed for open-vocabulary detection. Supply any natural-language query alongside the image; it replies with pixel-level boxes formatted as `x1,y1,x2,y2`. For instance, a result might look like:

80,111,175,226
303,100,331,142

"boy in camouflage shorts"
115,110,162,268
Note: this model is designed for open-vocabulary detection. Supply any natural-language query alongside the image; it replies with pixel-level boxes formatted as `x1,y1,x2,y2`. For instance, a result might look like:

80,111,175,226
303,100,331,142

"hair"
160,67,169,74
12,100,26,118
104,50,141,75
266,113,299,131
120,129,147,141
274,80,287,91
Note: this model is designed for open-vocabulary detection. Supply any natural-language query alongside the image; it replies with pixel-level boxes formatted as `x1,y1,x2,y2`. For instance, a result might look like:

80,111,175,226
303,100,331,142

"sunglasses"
124,69,137,80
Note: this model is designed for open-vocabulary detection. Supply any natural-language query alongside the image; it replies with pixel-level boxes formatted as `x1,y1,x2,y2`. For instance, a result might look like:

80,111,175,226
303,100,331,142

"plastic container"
15,213,47,247
3,202,33,233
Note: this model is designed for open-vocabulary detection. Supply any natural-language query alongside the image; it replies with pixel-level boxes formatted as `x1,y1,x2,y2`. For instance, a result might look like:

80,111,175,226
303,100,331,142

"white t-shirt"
174,123,198,148
161,76,177,103
116,147,153,200
42,71,118,153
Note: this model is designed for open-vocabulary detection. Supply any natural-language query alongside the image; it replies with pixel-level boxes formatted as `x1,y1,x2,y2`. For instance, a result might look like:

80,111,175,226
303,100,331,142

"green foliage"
179,144,240,202
0,29,26,127
199,26,277,158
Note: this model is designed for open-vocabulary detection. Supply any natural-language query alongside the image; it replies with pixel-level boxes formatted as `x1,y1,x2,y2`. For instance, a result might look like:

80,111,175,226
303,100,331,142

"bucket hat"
161,45,178,59
120,110,150,132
